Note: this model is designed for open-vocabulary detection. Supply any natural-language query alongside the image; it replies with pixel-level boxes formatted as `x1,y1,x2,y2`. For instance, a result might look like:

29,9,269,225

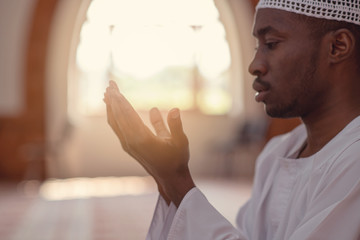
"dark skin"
250,9,360,158
104,8,360,205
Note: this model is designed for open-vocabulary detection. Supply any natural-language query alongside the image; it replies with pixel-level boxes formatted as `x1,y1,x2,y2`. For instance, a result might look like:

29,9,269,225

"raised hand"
104,80,195,206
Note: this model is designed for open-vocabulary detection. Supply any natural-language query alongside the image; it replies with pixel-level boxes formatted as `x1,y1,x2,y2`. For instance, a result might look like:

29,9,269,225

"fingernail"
171,109,179,119
111,80,118,88
150,107,157,114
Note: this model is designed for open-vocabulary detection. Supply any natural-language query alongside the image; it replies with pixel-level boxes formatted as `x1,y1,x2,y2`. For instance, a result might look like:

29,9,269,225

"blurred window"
76,0,232,115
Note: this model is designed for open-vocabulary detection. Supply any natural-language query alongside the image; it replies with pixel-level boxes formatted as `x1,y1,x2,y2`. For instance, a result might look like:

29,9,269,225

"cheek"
270,63,297,92
269,66,311,107
272,50,313,87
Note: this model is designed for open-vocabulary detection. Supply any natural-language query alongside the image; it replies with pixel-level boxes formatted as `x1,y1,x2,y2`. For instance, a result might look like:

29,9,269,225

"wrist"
160,170,195,207
157,184,171,205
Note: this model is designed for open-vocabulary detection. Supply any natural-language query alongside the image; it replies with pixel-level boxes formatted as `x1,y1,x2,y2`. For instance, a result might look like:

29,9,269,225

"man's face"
249,9,327,118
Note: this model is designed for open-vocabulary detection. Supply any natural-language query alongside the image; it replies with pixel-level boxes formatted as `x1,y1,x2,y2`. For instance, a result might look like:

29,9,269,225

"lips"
252,78,270,102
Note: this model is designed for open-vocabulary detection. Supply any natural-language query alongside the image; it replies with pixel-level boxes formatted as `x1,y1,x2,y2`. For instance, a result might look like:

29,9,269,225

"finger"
106,103,127,145
109,89,153,141
110,90,140,127
104,91,110,104
109,90,132,133
106,88,154,168
107,103,148,164
167,108,188,145
109,80,120,91
106,103,120,135
150,107,171,138
104,85,112,103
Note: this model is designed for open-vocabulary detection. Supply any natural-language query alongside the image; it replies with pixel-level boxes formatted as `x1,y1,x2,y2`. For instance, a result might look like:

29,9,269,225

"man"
104,0,360,239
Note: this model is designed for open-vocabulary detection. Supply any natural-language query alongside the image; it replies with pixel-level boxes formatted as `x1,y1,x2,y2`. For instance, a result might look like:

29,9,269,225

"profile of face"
249,8,328,119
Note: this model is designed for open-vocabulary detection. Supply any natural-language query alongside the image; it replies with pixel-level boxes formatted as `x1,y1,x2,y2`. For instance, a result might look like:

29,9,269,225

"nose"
248,51,267,76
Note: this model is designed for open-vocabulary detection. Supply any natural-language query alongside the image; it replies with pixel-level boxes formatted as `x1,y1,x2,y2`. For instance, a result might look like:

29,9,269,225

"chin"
265,104,299,119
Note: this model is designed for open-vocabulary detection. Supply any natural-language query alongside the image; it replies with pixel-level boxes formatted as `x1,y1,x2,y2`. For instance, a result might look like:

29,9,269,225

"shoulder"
321,138,360,175
316,116,360,167
311,117,360,187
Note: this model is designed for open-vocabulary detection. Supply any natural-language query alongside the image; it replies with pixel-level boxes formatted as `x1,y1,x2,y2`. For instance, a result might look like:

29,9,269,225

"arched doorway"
46,0,256,178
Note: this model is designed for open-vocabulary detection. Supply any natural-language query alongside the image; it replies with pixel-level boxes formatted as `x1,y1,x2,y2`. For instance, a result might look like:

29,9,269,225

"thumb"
167,108,188,145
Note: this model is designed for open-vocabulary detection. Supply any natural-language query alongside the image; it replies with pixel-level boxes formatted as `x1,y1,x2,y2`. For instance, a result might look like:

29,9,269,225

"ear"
328,28,355,64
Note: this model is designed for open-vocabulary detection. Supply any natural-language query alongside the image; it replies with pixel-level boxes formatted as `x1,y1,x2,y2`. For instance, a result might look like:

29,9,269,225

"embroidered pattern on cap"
256,0,360,26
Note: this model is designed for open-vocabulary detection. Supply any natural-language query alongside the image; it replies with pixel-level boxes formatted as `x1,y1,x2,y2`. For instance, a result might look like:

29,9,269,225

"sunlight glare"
76,23,111,71
111,26,194,79
197,24,231,79
198,88,232,115
40,176,157,201
75,0,232,114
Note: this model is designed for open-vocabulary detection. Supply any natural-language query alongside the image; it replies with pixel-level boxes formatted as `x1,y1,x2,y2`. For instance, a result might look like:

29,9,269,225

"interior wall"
45,0,90,178
0,0,58,181
0,0,35,180
0,0,31,116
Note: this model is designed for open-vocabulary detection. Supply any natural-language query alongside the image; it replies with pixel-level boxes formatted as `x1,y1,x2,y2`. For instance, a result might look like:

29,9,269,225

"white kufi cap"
256,0,360,26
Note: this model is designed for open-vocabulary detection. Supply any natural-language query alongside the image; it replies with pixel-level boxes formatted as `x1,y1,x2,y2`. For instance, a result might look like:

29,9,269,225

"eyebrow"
253,26,281,37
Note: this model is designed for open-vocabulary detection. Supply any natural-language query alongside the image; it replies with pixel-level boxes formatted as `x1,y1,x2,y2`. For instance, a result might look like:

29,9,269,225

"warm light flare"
75,0,232,115
39,176,157,201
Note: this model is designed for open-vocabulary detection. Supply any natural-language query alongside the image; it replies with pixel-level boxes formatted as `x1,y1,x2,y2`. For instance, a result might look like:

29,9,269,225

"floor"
0,177,252,240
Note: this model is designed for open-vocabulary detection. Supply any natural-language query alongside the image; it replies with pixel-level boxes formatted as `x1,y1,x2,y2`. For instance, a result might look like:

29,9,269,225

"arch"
46,0,256,177
46,0,91,177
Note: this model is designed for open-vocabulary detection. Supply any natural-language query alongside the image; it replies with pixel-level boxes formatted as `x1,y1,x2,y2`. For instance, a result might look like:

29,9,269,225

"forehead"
253,8,307,38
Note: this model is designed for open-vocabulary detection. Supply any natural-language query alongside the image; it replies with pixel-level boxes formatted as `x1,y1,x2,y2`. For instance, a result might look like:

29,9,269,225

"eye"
265,41,279,50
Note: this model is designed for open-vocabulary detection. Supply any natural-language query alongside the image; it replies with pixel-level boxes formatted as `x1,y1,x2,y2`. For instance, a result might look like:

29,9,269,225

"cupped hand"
104,81,194,205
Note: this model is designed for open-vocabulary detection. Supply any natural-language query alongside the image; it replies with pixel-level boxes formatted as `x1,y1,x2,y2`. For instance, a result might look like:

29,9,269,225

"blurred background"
0,0,300,239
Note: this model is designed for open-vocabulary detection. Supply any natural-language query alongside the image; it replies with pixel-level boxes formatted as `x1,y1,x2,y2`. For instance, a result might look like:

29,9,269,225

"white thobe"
146,116,360,240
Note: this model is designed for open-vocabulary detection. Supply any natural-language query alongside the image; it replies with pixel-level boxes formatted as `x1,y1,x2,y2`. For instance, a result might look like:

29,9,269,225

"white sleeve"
146,195,177,240
147,187,247,240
